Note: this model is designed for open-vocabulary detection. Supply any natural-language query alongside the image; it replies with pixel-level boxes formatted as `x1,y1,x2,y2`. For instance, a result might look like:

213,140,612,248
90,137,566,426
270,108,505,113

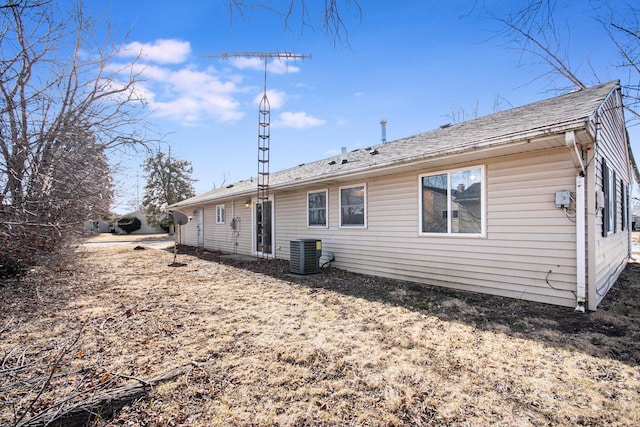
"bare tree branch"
498,15,587,90
224,0,361,47
611,22,640,40
495,0,639,199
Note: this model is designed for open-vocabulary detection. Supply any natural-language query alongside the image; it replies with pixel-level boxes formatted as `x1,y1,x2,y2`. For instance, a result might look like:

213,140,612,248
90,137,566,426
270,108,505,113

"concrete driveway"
82,233,175,249
633,231,640,262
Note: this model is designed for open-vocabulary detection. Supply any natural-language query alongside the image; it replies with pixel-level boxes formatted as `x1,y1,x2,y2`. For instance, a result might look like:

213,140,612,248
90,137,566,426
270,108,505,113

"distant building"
83,219,111,233
113,209,167,234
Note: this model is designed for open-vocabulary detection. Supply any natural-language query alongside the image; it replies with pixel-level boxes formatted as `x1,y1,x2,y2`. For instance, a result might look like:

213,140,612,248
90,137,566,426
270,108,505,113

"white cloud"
335,116,348,126
228,57,301,75
269,60,300,75
109,61,244,124
103,78,154,105
277,111,325,129
150,68,243,124
153,94,243,123
229,57,263,71
109,42,310,126
120,39,191,64
253,89,286,109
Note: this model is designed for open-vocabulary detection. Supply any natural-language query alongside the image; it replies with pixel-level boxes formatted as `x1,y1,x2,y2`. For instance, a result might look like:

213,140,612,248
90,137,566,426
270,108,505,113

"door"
254,200,273,256
196,208,204,248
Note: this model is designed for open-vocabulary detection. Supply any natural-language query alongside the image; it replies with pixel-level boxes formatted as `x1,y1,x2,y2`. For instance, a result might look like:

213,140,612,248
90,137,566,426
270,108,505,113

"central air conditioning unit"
290,239,322,274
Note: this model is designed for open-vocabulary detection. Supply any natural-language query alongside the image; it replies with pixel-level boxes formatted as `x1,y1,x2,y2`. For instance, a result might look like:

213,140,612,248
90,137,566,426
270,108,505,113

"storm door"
255,200,273,256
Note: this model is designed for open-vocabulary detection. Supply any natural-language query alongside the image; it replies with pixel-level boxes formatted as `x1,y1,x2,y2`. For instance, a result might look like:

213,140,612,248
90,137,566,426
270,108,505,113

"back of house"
171,81,637,311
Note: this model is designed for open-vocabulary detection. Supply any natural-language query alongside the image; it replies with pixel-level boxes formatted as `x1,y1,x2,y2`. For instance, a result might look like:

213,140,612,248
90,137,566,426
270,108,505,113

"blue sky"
84,1,639,213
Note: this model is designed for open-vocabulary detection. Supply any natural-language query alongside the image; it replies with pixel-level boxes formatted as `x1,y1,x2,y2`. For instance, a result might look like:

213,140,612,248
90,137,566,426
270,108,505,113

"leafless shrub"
0,0,150,276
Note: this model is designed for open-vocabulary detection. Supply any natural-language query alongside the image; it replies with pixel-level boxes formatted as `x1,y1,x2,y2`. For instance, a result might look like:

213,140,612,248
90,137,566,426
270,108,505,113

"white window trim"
307,189,329,228
418,165,486,237
339,183,367,228
216,204,225,224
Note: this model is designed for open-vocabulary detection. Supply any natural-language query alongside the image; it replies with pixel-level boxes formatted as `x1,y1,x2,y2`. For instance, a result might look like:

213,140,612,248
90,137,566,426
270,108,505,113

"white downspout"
566,131,586,312
575,174,586,312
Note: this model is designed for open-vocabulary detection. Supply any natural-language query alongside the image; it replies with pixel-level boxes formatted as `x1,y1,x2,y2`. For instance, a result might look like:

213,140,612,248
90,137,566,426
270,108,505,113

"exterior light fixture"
245,199,251,208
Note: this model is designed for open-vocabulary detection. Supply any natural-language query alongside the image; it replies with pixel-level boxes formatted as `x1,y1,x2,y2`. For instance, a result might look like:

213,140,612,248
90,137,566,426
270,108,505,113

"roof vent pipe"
340,146,347,162
380,119,387,144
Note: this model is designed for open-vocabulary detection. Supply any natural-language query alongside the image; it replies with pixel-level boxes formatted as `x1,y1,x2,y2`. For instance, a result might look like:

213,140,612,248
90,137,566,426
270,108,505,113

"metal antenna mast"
209,52,311,258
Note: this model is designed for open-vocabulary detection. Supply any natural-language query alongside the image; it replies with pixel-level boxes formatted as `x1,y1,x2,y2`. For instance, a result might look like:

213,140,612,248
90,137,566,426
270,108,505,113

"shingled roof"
171,80,620,208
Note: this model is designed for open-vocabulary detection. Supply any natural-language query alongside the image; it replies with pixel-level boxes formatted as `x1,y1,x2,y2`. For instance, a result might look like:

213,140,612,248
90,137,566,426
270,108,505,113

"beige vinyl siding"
273,191,302,259
201,205,218,250
590,89,630,308
202,203,233,253
273,148,579,307
174,200,252,254
232,200,254,256
177,210,198,247
204,199,254,255
484,150,578,306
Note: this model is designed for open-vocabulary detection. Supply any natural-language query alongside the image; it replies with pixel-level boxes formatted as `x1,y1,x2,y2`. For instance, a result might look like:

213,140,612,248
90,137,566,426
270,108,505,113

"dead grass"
1,239,640,426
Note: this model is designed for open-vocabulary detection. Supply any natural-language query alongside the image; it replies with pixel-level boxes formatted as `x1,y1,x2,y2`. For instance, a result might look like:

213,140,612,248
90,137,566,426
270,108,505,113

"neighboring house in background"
633,203,640,230
113,209,166,235
83,219,111,233
170,81,638,311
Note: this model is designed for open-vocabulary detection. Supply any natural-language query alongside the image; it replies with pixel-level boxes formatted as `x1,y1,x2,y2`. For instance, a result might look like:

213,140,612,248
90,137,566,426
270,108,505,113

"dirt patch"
1,242,640,426
179,245,640,362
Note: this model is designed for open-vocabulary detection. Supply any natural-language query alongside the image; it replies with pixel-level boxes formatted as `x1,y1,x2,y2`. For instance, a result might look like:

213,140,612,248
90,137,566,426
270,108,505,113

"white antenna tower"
208,51,312,258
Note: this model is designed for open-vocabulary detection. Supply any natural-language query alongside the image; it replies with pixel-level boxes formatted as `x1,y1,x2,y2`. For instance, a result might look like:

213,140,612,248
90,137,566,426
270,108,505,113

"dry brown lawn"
1,234,640,426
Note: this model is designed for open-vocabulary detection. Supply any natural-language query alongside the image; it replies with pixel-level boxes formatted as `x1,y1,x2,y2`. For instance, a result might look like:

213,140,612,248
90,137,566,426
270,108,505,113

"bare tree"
224,0,362,46
498,0,639,121
0,0,150,274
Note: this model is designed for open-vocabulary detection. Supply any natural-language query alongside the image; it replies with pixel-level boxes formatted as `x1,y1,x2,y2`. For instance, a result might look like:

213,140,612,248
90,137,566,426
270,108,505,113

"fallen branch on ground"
17,363,196,427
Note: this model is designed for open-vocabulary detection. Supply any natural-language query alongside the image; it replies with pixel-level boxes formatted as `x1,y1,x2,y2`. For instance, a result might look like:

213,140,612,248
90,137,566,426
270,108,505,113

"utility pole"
208,51,311,258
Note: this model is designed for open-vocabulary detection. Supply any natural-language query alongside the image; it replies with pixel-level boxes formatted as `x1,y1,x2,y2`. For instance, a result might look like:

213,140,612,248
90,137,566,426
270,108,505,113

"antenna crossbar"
207,51,312,60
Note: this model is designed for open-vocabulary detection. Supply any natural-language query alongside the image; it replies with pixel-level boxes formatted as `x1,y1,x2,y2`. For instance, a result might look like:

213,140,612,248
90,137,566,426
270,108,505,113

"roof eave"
271,119,591,191
170,116,594,209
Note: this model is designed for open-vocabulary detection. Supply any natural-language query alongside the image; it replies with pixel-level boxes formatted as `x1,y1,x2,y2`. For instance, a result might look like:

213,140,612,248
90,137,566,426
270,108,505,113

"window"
216,204,225,224
340,184,366,227
308,190,328,227
420,166,484,235
602,159,616,236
